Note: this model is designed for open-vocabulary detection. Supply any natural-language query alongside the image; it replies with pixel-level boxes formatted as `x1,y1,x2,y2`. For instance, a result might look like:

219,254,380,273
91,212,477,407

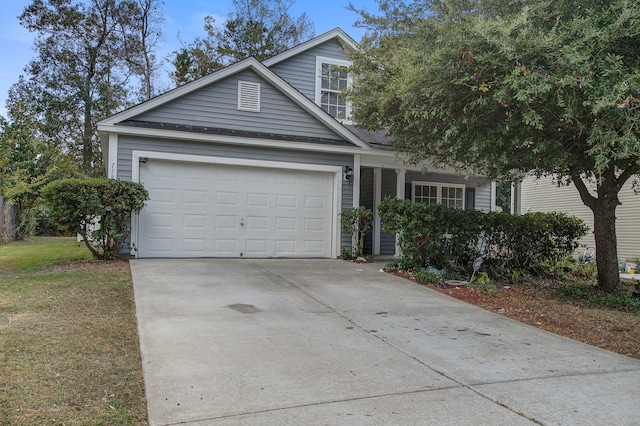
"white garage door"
137,159,335,258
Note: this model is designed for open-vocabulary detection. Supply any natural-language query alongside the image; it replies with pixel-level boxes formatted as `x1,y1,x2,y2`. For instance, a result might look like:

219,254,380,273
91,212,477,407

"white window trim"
315,56,353,124
411,181,466,209
238,80,261,112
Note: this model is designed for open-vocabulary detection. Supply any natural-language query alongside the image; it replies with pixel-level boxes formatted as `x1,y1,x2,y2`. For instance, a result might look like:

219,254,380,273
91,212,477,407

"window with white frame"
412,182,465,209
316,56,351,122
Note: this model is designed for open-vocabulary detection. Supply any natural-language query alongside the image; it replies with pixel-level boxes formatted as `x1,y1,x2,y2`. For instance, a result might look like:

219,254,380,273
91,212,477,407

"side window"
412,182,465,209
316,56,352,122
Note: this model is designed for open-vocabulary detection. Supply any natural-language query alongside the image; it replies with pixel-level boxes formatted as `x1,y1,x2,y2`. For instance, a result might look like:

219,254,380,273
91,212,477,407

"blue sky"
0,0,376,119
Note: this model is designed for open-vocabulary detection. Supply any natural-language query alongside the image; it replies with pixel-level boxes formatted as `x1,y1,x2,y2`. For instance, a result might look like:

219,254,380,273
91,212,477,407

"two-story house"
98,28,495,259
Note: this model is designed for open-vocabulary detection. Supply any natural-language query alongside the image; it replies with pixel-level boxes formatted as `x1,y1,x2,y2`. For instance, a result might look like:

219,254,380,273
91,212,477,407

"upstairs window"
412,182,465,209
316,56,351,122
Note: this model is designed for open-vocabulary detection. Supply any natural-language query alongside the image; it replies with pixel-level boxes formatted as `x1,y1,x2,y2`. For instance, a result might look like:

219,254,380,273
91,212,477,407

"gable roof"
262,27,358,67
98,56,370,150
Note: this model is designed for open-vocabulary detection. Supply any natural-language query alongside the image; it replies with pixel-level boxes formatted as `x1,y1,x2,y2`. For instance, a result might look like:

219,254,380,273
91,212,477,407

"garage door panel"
183,238,206,254
183,214,207,229
215,215,239,230
247,193,269,207
276,217,297,231
184,190,207,205
138,159,334,258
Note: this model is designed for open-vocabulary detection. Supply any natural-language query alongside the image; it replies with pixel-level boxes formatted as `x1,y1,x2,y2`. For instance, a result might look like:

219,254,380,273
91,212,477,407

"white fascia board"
263,28,358,67
97,123,369,156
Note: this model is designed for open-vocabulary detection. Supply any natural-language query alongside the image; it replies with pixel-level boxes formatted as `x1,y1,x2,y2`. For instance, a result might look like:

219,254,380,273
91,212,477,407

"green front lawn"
0,237,147,424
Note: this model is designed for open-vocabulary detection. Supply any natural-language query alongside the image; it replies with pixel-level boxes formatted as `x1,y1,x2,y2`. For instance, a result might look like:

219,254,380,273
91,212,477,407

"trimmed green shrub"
42,178,149,260
378,197,588,274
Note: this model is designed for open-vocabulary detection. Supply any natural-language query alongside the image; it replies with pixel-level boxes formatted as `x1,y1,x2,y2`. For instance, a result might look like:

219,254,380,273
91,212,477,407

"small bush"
556,284,640,312
415,270,441,284
42,178,149,260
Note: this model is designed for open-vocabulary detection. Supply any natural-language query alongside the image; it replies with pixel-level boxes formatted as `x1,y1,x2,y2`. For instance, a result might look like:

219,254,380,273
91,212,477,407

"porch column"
108,133,118,179
395,169,406,258
352,155,360,208
373,167,382,255
490,181,497,212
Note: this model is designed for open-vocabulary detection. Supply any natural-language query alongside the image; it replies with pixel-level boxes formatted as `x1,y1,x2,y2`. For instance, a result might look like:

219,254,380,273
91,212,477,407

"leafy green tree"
126,0,165,101
170,0,314,85
0,94,68,241
15,0,163,173
349,0,640,293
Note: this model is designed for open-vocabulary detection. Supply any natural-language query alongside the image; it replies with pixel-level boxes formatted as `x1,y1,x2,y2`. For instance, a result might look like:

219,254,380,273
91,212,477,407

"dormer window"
316,56,352,122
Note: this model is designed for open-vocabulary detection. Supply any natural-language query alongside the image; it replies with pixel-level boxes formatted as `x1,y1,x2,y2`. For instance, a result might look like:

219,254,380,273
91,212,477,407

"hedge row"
378,197,588,274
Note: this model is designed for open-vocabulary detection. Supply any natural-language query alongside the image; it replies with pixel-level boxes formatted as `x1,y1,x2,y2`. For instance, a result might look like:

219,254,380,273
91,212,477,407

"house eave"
263,28,358,67
98,123,377,156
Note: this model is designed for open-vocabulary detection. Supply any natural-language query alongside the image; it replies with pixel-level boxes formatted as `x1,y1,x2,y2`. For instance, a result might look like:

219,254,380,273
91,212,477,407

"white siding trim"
99,124,369,155
263,28,357,67
352,155,361,208
131,150,343,258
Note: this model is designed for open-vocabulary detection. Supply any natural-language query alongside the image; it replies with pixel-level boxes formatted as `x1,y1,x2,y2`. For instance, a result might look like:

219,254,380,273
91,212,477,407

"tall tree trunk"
592,195,621,293
573,173,623,293
82,93,93,173
0,194,5,239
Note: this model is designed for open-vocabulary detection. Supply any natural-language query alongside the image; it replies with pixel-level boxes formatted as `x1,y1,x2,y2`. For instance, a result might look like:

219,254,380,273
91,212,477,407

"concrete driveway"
130,259,640,425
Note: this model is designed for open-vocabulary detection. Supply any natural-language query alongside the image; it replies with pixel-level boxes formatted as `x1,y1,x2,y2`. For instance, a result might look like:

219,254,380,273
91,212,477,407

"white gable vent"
238,81,261,112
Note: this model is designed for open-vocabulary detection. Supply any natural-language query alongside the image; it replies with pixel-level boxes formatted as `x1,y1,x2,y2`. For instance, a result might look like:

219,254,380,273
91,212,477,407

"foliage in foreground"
41,179,149,259
379,197,588,275
340,206,374,258
0,237,146,424
556,282,640,312
349,0,640,293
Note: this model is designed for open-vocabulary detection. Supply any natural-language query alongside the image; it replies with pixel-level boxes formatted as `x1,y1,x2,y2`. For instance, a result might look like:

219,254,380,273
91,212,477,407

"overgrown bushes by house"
41,178,148,260
378,197,588,276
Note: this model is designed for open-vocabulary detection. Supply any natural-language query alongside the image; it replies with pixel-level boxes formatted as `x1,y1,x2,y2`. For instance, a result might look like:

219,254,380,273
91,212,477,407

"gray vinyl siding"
520,175,640,261
269,39,351,102
360,168,374,255
133,69,343,141
116,135,354,248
